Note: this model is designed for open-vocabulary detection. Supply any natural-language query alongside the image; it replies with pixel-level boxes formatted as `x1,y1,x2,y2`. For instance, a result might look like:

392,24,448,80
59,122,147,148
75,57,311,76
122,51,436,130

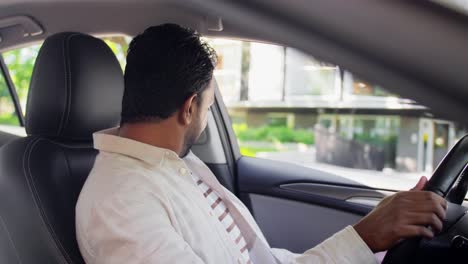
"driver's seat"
0,32,124,263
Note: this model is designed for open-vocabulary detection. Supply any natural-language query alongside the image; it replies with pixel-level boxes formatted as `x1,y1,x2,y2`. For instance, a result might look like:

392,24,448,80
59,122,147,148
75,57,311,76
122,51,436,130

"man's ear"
178,93,198,125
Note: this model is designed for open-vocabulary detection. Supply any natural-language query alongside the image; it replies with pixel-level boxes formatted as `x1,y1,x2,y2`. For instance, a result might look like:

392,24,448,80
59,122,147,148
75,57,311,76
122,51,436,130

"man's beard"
181,122,202,158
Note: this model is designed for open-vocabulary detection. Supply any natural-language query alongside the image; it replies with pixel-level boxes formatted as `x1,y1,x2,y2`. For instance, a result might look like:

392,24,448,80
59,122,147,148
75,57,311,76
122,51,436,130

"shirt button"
179,167,187,175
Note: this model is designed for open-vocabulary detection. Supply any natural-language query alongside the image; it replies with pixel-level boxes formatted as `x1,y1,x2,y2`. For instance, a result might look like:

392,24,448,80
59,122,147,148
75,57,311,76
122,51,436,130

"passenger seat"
0,32,124,263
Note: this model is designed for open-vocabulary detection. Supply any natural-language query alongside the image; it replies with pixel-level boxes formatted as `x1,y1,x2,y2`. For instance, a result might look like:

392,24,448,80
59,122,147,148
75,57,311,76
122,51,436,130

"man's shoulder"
78,151,170,211
91,151,165,180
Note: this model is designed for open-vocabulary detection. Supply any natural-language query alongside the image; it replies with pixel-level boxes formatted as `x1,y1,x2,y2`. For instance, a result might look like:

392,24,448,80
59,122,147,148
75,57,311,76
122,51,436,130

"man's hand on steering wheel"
353,176,448,253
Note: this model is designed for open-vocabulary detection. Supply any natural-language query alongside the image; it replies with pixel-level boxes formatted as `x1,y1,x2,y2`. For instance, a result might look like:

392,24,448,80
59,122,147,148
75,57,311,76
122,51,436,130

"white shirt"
190,171,252,263
76,127,378,264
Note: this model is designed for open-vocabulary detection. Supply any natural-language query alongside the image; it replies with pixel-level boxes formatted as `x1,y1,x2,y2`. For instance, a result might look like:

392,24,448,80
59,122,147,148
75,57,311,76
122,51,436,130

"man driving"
76,24,447,264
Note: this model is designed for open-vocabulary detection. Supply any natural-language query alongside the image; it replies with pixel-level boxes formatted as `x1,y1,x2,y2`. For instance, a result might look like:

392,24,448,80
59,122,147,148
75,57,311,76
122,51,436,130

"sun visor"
0,15,44,50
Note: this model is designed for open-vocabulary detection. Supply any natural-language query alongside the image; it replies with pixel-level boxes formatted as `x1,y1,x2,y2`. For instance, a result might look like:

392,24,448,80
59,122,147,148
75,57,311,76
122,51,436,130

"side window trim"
0,54,24,126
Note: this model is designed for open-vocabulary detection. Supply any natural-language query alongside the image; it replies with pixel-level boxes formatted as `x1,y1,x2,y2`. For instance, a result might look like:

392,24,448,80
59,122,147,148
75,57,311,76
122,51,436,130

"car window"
101,36,130,69
208,38,468,191
0,65,21,126
3,43,41,115
0,35,130,128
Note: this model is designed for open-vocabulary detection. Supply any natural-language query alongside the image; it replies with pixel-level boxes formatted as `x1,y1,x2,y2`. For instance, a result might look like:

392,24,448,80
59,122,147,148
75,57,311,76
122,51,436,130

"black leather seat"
0,32,124,263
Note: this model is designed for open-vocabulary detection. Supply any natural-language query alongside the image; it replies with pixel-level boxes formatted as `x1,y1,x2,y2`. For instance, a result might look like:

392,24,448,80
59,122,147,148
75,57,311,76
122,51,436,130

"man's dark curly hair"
121,23,217,124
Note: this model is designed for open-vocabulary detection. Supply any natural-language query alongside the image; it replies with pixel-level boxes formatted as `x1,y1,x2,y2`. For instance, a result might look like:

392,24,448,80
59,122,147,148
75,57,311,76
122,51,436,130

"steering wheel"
382,135,468,264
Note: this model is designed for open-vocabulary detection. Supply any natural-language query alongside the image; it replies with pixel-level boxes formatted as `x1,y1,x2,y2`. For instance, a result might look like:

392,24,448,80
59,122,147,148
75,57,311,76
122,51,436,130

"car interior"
0,0,467,263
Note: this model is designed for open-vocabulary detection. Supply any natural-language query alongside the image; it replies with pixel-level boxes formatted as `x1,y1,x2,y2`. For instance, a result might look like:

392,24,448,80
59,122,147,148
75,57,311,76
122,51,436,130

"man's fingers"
356,186,448,251
406,212,444,233
431,194,448,210
407,203,447,221
395,191,441,202
423,192,447,220
411,176,428,191
398,226,434,239
431,203,446,223
425,213,444,233
397,191,447,215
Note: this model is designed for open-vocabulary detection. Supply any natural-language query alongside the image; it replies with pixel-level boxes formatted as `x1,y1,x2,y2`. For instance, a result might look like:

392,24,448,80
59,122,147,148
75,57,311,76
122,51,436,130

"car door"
206,37,467,254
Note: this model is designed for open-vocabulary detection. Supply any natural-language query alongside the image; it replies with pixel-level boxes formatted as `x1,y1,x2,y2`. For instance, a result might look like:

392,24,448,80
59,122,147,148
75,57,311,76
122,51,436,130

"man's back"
76,129,253,264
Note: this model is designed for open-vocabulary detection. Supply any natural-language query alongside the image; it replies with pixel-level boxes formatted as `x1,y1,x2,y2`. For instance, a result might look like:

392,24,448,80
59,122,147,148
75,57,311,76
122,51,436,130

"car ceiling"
0,0,467,125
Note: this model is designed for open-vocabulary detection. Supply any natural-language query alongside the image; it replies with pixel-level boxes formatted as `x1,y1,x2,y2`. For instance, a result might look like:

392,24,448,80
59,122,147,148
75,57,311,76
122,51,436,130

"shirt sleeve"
86,187,205,264
270,226,379,264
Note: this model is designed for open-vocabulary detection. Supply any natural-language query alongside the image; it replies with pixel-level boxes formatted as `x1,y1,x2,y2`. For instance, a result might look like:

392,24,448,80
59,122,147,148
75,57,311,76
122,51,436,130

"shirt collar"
93,127,181,166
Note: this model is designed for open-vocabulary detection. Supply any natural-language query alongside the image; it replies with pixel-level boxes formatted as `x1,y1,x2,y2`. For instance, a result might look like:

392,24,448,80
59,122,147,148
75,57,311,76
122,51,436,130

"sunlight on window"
209,37,468,187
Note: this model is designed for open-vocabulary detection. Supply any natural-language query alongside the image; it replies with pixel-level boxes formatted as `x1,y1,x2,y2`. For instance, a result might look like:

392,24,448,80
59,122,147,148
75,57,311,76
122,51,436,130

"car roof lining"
0,0,467,125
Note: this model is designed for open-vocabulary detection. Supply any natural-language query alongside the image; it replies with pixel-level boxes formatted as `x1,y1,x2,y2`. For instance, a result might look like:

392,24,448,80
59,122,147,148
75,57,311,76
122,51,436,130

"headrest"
26,32,124,140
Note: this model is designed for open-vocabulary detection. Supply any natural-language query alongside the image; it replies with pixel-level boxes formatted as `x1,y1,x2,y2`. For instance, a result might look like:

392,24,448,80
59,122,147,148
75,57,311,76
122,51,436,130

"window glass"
3,36,466,192
210,38,468,191
3,44,41,113
0,69,20,126
349,77,396,97
285,48,339,98
101,36,130,69
208,39,243,103
247,42,284,101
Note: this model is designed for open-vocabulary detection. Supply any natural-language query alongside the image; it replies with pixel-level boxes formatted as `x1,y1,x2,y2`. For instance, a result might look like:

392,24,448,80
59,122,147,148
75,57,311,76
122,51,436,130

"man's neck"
118,120,184,156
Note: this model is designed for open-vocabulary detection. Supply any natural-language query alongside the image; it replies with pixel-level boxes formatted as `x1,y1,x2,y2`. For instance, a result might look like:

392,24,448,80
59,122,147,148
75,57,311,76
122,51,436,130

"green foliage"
291,129,315,145
232,123,315,145
3,44,41,110
0,114,19,125
239,145,278,157
0,44,41,126
353,133,397,148
0,72,10,98
103,36,129,70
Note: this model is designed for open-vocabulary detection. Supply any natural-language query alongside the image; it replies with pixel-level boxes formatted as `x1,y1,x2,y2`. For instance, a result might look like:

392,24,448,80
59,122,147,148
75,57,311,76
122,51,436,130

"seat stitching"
25,40,46,127
25,138,74,263
0,214,22,264
57,36,68,136
38,138,91,262
54,141,79,263
57,33,80,137
61,34,81,136
22,138,73,263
